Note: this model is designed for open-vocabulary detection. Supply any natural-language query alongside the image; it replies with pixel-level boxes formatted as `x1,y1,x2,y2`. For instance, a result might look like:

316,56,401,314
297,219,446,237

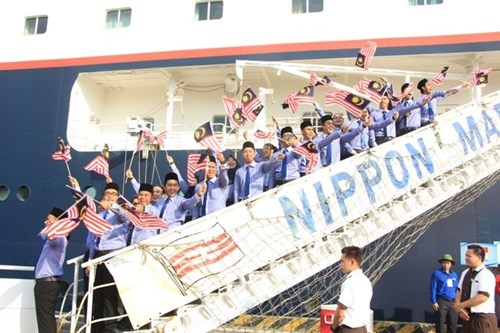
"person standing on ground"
34,207,69,333
453,244,497,333
430,254,459,333
330,246,373,333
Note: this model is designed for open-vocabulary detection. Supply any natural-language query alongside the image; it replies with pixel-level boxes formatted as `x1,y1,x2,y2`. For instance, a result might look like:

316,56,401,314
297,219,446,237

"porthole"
16,185,31,201
0,185,10,201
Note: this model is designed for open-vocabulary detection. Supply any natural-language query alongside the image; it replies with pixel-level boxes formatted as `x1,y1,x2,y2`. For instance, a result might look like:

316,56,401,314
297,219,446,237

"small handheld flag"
355,41,377,70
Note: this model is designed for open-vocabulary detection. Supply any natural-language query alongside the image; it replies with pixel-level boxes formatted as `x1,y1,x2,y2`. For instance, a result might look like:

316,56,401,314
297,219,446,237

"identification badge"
447,278,453,287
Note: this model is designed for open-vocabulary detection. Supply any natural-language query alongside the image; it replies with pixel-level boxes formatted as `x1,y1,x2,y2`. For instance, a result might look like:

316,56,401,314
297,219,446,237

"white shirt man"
331,246,373,333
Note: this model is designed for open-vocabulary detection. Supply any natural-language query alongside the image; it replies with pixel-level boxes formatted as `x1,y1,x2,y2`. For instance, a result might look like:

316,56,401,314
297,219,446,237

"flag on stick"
310,72,335,87
355,78,387,105
241,88,263,122
222,96,246,129
52,137,71,161
355,41,377,70
155,131,168,148
470,68,492,87
193,122,223,153
282,86,315,114
254,129,276,139
294,141,319,174
431,66,449,85
325,90,370,118
117,196,167,230
187,153,209,184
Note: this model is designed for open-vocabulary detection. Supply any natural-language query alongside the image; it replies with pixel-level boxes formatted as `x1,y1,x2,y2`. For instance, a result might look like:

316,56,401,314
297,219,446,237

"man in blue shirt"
273,126,303,185
416,79,465,126
430,253,459,333
130,183,160,243
195,154,228,217
34,206,69,333
234,141,279,202
157,172,204,230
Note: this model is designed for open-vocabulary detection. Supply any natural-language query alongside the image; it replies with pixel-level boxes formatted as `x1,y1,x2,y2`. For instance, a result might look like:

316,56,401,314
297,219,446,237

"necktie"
243,166,251,198
201,181,210,216
428,102,435,119
382,112,388,138
159,198,170,218
359,121,366,150
96,210,108,248
326,143,332,165
280,150,288,180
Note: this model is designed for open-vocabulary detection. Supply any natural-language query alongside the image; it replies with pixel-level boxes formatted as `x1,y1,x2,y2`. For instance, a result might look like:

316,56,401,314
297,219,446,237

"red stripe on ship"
169,234,239,278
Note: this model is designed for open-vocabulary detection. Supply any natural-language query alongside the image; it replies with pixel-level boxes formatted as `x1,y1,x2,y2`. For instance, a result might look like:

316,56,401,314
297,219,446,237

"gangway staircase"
73,91,499,333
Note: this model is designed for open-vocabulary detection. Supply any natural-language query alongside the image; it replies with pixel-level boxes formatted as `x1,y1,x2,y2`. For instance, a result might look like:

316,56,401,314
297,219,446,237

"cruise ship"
0,0,499,332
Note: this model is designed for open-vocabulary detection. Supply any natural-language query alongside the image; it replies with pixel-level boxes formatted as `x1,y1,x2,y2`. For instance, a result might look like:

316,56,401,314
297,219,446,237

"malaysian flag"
52,137,71,161
294,141,319,174
84,155,109,177
310,72,334,87
193,122,223,153
282,86,315,114
241,87,262,122
187,153,209,184
355,78,387,105
325,90,370,118
355,41,377,70
222,96,246,129
117,196,167,230
76,196,112,237
42,202,80,239
254,129,276,139
431,66,449,85
470,68,492,87
155,131,168,148
166,227,244,288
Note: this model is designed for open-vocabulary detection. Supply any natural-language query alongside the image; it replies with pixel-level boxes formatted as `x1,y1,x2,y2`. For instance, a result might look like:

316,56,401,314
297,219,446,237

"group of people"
33,76,469,333
329,245,500,333
430,246,500,333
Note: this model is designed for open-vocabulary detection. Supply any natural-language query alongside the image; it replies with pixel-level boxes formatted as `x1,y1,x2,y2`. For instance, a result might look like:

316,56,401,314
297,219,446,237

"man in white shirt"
331,246,373,333
453,244,497,333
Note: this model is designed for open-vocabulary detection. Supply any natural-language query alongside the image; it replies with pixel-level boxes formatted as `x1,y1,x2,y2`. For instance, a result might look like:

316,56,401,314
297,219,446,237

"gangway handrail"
0,265,34,271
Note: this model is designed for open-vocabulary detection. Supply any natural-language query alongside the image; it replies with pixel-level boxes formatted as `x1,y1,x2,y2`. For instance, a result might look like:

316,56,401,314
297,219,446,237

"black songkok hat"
242,141,255,150
50,207,65,218
320,114,333,125
300,120,313,130
208,155,216,164
139,183,154,194
280,126,294,137
164,172,179,184
401,82,410,93
417,78,428,93
104,182,119,193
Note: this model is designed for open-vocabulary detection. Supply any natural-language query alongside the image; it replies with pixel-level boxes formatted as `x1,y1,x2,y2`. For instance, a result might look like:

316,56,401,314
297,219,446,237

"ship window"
195,1,223,21
16,185,31,202
0,185,10,201
24,16,48,35
408,0,443,5
292,0,323,14
106,8,132,28
212,115,230,135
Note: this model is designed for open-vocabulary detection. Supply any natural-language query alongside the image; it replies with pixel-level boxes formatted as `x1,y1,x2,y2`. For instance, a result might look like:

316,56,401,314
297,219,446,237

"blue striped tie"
243,166,251,198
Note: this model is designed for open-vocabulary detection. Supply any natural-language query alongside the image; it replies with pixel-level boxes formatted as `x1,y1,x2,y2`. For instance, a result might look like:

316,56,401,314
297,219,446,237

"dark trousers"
462,313,498,333
34,280,61,333
335,325,367,333
92,252,119,333
435,297,457,333
375,136,394,145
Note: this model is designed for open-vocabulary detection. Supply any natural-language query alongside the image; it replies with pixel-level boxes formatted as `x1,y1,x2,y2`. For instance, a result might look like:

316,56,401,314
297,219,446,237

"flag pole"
64,160,72,178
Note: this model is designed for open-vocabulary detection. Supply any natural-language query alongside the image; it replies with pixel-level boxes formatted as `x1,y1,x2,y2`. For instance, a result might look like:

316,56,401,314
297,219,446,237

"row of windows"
24,0,443,35
0,185,31,202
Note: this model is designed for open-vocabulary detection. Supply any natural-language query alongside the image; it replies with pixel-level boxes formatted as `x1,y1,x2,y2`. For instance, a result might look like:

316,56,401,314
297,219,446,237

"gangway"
69,90,499,333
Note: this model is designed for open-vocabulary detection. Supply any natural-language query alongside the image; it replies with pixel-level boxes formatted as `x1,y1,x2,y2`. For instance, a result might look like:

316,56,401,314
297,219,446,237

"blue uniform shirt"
130,203,160,244
430,268,459,303
157,194,200,230
234,160,275,202
35,234,68,279
195,168,229,217
273,149,302,182
93,204,129,256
